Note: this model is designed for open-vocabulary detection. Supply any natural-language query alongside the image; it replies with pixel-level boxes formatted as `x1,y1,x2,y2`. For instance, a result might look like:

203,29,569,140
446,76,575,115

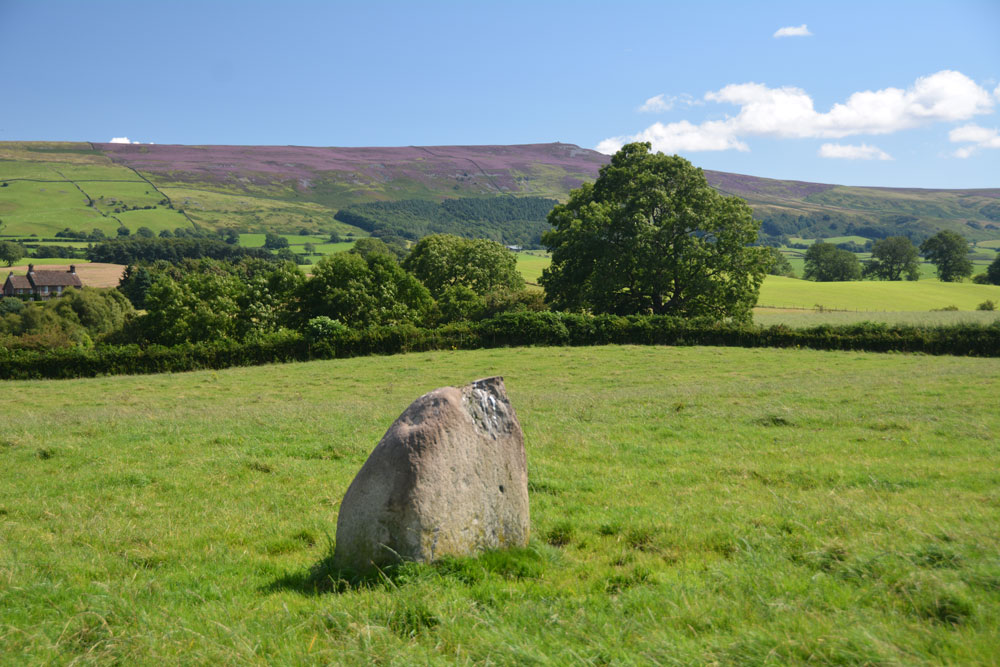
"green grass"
788,235,871,246
0,180,114,236
1,257,91,266
754,307,1000,327
1,346,998,663
516,250,550,285
759,275,1000,311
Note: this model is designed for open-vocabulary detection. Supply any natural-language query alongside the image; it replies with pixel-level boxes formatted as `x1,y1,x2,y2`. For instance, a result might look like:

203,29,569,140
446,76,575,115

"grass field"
759,275,1000,311
0,180,114,236
516,250,550,285
1,346,998,663
753,307,1000,327
239,233,333,248
161,188,365,235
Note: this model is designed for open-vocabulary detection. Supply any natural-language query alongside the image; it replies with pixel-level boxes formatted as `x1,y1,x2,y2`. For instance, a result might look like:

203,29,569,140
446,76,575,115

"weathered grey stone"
333,376,529,571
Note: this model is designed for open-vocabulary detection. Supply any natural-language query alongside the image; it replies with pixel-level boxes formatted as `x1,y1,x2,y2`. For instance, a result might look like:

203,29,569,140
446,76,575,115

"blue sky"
2,0,998,188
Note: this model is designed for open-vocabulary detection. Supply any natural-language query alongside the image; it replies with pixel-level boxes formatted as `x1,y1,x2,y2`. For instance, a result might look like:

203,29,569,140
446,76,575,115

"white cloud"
773,24,812,38
595,120,749,155
639,94,673,113
994,84,1000,100
949,123,1000,158
638,93,700,113
596,70,995,155
819,143,892,160
109,136,138,144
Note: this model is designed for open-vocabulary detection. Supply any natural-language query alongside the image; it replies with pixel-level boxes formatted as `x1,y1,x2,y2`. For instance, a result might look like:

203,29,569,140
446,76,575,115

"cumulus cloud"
109,136,138,144
595,70,994,155
819,143,892,160
995,84,1000,100
596,120,749,155
774,24,812,38
949,123,1000,158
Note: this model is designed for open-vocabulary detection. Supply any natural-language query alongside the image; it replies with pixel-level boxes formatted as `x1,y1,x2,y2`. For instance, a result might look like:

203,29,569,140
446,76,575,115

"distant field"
114,208,192,233
4,262,124,287
2,258,91,267
759,275,1000,311
516,250,550,285
1,346,998,663
753,307,1000,327
239,233,334,248
787,235,871,246
0,180,114,236
158,187,362,234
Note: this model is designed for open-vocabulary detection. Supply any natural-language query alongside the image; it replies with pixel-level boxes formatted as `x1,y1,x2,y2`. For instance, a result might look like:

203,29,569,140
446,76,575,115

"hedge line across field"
2,312,999,380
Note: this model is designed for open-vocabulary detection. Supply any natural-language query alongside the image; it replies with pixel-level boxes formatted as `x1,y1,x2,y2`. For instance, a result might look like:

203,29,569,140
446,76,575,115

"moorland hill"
1,141,998,244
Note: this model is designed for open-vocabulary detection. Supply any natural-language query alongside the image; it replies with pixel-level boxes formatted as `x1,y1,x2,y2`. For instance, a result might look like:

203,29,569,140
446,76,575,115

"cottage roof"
29,270,83,288
5,274,31,289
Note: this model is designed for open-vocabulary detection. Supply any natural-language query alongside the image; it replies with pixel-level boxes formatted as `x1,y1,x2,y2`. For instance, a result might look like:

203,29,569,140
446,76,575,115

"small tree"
117,226,131,237
983,253,1000,285
403,234,525,298
803,242,861,281
764,247,796,278
263,232,289,250
298,252,432,328
863,236,920,281
921,230,972,282
0,241,25,267
135,226,155,238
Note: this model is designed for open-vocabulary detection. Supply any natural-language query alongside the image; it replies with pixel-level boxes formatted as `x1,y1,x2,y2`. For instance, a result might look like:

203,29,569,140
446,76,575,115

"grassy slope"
0,145,192,236
1,346,998,663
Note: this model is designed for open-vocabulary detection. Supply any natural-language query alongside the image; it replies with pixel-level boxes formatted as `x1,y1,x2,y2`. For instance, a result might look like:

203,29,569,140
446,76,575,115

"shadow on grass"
265,543,547,596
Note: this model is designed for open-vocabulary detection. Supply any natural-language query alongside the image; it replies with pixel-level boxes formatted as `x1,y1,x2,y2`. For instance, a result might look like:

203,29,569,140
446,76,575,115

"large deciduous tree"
863,236,920,281
538,143,768,322
921,230,972,282
803,242,862,281
402,234,524,298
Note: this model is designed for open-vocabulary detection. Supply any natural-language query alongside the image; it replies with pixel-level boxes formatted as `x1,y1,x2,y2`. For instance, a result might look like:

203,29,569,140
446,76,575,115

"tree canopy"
402,234,524,298
0,241,25,267
863,236,920,281
985,253,1000,286
764,247,796,278
803,242,862,281
921,230,972,282
538,143,768,322
297,252,432,329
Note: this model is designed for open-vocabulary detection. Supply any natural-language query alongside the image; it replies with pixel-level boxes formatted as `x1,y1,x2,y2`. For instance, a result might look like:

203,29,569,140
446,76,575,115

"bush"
976,300,996,311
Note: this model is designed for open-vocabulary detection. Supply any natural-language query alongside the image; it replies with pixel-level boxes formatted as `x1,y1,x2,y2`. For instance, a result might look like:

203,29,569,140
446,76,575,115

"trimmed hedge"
2,313,999,380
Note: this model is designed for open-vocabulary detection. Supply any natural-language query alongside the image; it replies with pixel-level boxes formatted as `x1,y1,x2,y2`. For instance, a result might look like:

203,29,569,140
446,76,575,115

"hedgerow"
1,313,998,380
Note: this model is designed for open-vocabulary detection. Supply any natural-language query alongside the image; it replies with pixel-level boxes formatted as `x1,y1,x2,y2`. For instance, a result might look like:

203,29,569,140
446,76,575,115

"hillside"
1,141,999,243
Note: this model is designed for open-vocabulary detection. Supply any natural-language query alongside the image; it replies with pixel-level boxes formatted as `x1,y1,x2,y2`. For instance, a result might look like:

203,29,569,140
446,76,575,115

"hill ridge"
1,141,998,242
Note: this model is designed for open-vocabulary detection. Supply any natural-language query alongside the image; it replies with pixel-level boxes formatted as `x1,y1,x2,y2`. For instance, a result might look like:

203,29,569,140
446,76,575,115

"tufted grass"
1,345,998,663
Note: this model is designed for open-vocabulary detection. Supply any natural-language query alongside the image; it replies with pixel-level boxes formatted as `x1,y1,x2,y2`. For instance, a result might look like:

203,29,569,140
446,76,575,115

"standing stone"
333,376,529,572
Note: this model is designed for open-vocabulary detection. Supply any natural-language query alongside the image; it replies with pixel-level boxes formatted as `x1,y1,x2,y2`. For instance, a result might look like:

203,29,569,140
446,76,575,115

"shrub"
976,300,996,311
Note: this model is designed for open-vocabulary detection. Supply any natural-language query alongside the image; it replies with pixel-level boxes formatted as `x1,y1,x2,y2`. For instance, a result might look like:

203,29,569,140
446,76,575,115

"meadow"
1,346,998,664
758,276,1000,311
